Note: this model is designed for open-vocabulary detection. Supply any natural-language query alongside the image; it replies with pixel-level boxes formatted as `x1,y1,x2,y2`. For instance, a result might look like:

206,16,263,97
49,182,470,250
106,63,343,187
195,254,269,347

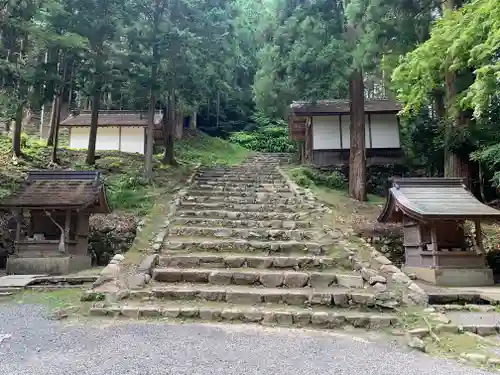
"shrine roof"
378,177,500,223
0,171,110,213
60,110,162,127
289,99,401,115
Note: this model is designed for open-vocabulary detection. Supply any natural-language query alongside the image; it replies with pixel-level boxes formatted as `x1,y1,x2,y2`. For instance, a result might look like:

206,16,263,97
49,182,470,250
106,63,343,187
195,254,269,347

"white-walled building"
60,110,163,154
288,100,403,166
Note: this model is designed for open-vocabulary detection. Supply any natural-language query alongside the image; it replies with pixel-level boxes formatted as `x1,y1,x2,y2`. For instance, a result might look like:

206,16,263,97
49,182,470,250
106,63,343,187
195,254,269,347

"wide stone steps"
196,171,284,178
194,176,284,184
167,226,324,241
178,201,313,213
182,195,302,205
158,252,351,270
171,217,313,229
191,185,293,193
185,190,295,198
175,210,312,221
152,268,364,289
191,181,291,189
129,284,380,309
163,237,328,254
90,301,398,330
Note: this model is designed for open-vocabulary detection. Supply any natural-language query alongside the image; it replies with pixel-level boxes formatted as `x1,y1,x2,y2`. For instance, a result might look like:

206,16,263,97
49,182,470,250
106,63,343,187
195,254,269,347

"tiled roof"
0,171,110,213
378,178,500,222
290,99,402,114
60,110,162,127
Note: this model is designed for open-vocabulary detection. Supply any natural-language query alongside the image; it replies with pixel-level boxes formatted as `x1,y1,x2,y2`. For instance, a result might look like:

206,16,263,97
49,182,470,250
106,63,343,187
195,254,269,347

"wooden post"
430,226,438,269
64,209,71,253
475,220,483,253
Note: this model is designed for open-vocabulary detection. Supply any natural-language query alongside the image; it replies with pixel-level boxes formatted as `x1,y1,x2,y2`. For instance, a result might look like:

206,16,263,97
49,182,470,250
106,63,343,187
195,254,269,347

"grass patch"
0,130,248,215
12,289,85,311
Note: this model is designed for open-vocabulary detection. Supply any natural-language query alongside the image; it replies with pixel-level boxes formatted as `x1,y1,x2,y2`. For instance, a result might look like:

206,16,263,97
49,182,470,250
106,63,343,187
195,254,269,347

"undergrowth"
0,130,248,215
288,166,347,190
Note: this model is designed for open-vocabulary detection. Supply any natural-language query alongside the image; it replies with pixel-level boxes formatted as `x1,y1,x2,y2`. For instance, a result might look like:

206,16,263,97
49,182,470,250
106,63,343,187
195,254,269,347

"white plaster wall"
121,127,145,154
370,113,400,148
95,127,120,151
69,127,90,149
312,116,341,150
341,115,370,149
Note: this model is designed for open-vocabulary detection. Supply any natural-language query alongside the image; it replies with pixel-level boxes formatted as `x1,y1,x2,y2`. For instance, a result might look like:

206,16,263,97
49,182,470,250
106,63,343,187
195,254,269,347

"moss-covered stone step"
192,181,290,189
196,171,283,178
159,252,351,270
89,301,398,329
190,185,293,193
171,217,313,229
152,268,364,288
186,189,295,199
175,210,312,221
178,201,313,213
167,226,324,241
194,176,284,184
163,237,329,254
127,284,382,309
182,195,302,205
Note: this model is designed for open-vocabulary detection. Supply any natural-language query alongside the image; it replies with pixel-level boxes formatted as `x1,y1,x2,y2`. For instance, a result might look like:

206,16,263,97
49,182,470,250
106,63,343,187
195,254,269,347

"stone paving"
91,154,399,330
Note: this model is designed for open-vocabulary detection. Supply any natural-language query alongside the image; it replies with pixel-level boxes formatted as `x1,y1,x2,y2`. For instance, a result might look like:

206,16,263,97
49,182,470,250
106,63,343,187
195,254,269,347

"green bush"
229,111,296,153
105,174,153,214
288,167,346,190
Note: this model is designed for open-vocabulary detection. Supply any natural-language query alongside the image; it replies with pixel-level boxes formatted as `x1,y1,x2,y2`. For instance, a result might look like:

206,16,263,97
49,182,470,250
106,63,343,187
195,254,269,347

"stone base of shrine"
6,255,92,275
403,266,494,287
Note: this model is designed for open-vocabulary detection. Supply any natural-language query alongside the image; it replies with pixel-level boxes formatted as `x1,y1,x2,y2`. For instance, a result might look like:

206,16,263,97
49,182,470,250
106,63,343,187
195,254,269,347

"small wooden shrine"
0,171,110,275
378,177,500,286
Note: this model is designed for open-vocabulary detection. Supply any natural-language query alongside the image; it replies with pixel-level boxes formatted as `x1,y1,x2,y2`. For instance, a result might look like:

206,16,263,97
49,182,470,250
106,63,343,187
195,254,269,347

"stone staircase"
90,154,399,330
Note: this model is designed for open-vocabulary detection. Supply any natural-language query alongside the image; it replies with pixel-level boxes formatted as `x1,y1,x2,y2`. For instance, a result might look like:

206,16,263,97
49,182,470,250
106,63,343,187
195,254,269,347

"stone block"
199,290,225,301
259,272,284,287
369,315,394,328
275,311,293,325
7,255,91,275
368,275,387,285
199,308,221,321
224,256,246,268
336,274,364,288
331,292,348,307
221,308,243,321
262,291,283,303
360,268,378,281
208,271,233,285
310,292,333,306
293,311,311,326
309,273,336,288
273,257,298,268
225,291,262,304
475,325,497,336
243,311,264,322
161,307,180,318
120,306,140,319
182,270,210,283
246,257,273,269
283,272,309,288
139,307,161,317
137,255,159,275
282,292,308,306
311,312,329,326
232,272,258,285
350,292,375,306
179,307,199,318
154,269,183,282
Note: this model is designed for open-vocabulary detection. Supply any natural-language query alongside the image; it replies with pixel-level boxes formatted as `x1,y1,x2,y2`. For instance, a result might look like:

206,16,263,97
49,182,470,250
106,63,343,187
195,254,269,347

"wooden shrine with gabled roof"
0,170,111,275
378,177,500,286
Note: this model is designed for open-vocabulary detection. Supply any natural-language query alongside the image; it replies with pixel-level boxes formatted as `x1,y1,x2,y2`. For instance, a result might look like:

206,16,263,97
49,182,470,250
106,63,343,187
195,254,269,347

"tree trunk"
12,103,23,158
46,95,58,146
51,58,68,163
86,88,100,165
189,110,197,130
144,43,159,181
161,93,177,165
348,69,367,201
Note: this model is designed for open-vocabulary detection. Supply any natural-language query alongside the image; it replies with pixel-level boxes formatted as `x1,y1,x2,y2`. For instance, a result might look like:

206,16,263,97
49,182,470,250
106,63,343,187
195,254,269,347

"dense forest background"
1,0,499,199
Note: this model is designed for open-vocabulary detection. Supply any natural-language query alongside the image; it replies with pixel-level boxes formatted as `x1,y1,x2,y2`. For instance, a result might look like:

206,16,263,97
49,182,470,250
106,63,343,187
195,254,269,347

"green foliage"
288,166,346,190
105,174,153,215
175,131,249,167
229,112,296,153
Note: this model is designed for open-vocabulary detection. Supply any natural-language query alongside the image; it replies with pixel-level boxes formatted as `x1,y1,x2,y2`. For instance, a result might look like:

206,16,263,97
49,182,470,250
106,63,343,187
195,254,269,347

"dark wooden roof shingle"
0,171,111,213
378,178,500,222
290,99,401,114
60,110,162,127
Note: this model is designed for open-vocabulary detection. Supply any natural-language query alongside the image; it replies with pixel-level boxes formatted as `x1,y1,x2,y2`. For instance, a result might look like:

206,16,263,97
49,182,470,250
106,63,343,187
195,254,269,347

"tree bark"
46,95,57,146
161,93,177,165
144,39,159,181
51,58,68,163
12,103,23,158
86,88,100,165
348,69,367,201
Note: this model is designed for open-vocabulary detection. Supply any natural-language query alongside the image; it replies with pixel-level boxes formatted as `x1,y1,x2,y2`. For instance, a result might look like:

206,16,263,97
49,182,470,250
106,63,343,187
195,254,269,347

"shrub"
229,111,296,153
288,166,346,190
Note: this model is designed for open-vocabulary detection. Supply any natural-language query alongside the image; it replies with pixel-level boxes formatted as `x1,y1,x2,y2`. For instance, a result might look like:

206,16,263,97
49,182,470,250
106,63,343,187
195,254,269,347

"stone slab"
6,256,91,275
0,275,47,288
447,311,500,328
404,267,494,287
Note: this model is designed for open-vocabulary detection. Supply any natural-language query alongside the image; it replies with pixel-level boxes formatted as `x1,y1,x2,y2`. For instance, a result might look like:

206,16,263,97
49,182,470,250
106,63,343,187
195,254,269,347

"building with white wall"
288,100,403,166
60,110,163,154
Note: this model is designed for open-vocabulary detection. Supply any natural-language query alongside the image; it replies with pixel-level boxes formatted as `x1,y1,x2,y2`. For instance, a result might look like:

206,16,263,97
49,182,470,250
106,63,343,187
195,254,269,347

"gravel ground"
0,304,496,375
